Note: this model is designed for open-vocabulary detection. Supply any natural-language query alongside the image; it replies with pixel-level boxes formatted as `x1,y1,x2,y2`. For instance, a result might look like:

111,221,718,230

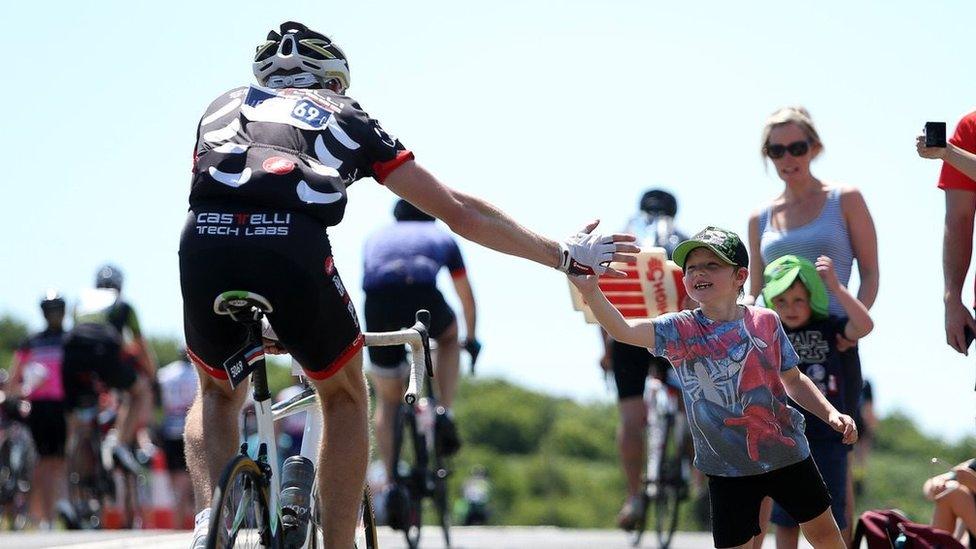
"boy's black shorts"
180,208,363,382
364,285,455,375
707,455,832,548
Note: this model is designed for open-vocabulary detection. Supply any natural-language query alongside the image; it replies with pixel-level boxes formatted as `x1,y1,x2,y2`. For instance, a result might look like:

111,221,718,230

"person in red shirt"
917,111,976,355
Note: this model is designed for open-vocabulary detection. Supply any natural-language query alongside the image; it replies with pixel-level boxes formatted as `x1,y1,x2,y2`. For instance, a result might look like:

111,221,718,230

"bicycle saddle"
213,291,274,318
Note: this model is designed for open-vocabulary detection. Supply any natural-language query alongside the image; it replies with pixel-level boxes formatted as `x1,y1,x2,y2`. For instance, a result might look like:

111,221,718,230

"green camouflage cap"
761,255,829,320
672,226,749,269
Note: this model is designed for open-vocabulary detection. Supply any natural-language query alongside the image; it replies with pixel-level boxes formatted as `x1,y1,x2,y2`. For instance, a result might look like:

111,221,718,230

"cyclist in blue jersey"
180,21,638,549
363,199,478,482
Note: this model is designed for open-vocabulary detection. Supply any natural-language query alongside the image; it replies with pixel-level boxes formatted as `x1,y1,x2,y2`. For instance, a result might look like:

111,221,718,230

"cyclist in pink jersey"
7,290,68,528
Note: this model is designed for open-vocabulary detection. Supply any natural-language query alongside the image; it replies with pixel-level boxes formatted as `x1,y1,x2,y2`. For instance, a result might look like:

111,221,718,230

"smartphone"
925,121,947,148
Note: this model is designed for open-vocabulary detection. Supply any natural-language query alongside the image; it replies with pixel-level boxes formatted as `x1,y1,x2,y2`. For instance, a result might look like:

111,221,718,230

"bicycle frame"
245,316,432,548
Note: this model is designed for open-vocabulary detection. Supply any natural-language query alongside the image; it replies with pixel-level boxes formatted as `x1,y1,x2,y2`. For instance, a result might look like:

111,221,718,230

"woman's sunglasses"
765,140,810,159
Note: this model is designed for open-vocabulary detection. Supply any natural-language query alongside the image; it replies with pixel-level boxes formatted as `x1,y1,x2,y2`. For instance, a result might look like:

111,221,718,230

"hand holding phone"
925,121,947,148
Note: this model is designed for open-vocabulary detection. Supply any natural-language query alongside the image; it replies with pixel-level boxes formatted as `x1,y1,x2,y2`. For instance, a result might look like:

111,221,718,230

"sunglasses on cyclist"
765,140,810,159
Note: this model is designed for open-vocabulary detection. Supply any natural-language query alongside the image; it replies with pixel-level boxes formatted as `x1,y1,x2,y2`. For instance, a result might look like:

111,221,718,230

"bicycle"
388,360,452,549
59,401,144,530
0,391,36,531
630,373,692,548
204,290,433,549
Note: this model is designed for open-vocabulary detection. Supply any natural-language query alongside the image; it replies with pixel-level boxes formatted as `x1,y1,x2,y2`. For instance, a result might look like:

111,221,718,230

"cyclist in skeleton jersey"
180,21,638,548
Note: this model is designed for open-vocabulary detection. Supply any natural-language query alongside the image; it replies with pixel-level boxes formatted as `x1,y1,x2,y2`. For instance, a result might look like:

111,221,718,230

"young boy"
760,254,873,549
569,226,857,549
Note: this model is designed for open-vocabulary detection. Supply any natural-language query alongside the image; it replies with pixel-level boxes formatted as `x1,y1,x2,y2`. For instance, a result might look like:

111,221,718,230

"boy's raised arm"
815,256,873,339
569,275,656,350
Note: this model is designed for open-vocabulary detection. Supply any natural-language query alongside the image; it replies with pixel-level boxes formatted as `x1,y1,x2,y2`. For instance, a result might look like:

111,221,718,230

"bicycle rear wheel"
206,455,272,549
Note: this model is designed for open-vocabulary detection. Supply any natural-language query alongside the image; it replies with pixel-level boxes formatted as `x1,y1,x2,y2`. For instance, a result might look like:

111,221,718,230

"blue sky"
2,1,974,441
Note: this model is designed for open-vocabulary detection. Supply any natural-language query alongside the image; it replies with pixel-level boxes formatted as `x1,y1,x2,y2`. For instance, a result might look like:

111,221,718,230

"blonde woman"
747,107,878,549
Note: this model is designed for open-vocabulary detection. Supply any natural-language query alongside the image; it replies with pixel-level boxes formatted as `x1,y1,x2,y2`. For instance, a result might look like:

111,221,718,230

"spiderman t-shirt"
652,306,810,477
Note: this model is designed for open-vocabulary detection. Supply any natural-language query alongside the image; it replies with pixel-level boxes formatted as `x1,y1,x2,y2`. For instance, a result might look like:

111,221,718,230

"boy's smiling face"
769,280,813,329
682,247,747,305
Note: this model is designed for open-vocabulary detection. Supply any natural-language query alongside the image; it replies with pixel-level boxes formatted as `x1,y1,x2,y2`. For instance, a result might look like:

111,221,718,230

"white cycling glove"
557,230,616,276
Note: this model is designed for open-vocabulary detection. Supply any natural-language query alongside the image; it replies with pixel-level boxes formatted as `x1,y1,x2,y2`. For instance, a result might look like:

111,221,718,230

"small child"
570,226,856,549
760,254,873,548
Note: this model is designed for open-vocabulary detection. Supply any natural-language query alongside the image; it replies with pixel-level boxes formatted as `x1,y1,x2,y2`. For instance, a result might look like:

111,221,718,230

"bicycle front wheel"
207,455,272,549
654,415,683,549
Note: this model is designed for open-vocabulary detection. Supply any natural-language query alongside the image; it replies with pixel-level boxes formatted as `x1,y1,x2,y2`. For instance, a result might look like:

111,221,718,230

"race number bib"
568,247,688,323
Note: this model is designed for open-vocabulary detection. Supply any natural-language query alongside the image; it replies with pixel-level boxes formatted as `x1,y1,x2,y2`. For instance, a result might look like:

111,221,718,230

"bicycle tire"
654,413,682,549
433,468,451,548
206,455,273,549
0,427,35,530
391,404,425,549
63,423,105,530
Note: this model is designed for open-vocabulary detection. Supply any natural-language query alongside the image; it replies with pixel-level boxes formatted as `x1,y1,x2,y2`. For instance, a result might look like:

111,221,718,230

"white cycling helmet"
253,21,350,92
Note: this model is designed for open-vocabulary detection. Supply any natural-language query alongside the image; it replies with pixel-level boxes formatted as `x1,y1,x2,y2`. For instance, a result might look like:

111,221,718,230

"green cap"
761,255,829,320
672,226,749,269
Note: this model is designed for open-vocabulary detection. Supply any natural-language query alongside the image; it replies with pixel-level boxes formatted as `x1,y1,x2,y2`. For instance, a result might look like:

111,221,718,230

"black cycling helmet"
95,264,124,291
253,21,350,92
639,189,678,217
393,199,435,222
39,289,65,311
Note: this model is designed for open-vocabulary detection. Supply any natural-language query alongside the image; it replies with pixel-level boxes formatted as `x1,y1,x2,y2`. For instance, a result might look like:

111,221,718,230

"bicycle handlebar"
362,309,433,406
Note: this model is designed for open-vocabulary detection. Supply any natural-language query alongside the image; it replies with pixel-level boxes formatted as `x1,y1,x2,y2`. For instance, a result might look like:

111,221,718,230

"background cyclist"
180,21,636,549
63,264,156,472
363,199,478,484
6,290,68,529
600,189,688,530
155,348,198,530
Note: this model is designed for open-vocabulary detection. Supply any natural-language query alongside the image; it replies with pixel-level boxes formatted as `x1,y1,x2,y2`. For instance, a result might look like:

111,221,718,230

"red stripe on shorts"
187,347,229,380
302,333,366,381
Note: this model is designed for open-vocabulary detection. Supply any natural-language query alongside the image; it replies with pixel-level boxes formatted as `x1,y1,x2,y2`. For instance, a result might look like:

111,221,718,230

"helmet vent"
281,37,294,56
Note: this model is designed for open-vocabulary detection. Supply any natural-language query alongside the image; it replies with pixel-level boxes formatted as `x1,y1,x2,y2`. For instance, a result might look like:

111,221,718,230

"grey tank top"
758,187,854,317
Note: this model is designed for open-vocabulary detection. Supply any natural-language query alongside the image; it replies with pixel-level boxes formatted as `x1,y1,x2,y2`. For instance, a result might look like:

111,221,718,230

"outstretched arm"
384,161,638,273
569,275,655,350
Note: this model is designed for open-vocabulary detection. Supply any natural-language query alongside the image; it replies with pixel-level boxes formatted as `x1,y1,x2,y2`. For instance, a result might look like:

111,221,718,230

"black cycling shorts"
611,341,671,400
62,325,136,410
179,208,363,381
27,400,67,457
364,285,455,373
161,438,188,473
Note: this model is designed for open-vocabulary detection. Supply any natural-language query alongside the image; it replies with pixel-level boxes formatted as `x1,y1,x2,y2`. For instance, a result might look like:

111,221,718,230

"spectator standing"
747,106,879,545
916,112,976,355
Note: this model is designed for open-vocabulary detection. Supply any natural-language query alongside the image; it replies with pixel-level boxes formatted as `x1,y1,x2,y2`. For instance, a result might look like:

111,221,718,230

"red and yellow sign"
569,247,688,323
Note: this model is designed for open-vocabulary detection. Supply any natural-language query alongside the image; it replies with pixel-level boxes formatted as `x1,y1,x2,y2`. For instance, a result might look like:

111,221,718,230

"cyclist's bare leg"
773,525,800,549
797,507,844,549
30,456,65,524
368,372,404,479
115,375,151,445
309,351,369,549
617,396,646,498
434,321,460,409
184,368,250,509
